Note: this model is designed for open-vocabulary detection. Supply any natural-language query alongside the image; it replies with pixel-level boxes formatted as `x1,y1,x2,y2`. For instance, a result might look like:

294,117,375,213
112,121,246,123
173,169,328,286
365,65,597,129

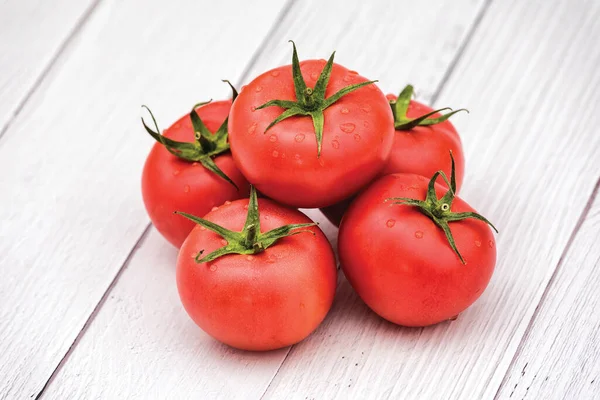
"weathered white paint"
0,0,287,398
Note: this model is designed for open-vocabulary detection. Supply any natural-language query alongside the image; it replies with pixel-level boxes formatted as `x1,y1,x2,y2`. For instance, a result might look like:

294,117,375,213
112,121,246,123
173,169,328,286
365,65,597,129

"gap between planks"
31,0,297,398
0,0,103,142
494,175,600,399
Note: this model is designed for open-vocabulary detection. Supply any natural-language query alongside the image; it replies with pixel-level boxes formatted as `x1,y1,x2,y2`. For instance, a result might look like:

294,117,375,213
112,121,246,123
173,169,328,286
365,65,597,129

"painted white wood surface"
260,0,600,399
0,0,96,134
40,0,487,398
497,186,600,399
0,1,287,398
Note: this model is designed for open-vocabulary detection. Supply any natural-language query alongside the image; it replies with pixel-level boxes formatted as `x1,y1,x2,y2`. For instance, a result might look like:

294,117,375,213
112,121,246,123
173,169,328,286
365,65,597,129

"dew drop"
266,255,277,264
250,105,256,112
368,84,377,90
343,75,352,82
295,133,305,142
340,107,349,114
340,123,356,133
331,140,340,149
210,264,217,272
272,150,279,158
281,153,286,159
172,169,180,176
192,162,199,166
415,231,424,239
300,303,306,309
220,239,228,246
183,185,190,193
224,201,231,205
199,226,206,231
211,206,218,211
255,85,263,92
386,219,396,228
489,240,495,248
310,72,319,80
270,70,280,77
334,135,339,140
361,104,372,113
349,70,358,75
269,134,278,143
363,121,369,128
246,255,254,261
248,122,257,134
264,215,270,220
243,204,249,210
475,240,482,247
319,158,325,167
294,153,301,160
354,134,361,142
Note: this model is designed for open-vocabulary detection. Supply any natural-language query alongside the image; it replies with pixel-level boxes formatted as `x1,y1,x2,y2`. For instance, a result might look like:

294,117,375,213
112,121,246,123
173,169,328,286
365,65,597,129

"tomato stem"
386,152,498,264
256,41,376,157
175,186,316,263
391,84,468,130
140,80,239,189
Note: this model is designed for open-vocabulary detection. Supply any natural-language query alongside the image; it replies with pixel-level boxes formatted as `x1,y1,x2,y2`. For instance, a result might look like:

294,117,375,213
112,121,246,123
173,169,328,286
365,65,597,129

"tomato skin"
176,198,337,351
321,97,465,226
228,62,394,208
142,100,250,248
338,173,496,327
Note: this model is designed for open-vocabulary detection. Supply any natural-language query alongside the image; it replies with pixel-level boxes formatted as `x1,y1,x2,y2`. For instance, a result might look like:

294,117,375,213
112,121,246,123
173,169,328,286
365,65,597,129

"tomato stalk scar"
175,186,316,263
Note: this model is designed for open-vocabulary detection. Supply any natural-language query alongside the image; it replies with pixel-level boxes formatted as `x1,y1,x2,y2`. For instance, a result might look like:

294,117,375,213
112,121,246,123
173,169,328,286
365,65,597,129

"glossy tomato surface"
177,198,337,351
338,173,496,327
228,61,394,208
142,100,250,248
321,97,465,226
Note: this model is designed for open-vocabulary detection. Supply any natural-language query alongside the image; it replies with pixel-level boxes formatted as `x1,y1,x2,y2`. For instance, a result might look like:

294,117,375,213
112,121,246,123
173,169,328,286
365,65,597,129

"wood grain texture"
497,183,600,399
0,0,96,135
39,0,486,398
0,1,286,398
261,0,600,399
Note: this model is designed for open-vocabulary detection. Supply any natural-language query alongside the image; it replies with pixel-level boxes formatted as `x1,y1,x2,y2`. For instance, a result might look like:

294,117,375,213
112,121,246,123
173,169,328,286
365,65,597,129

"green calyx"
175,186,316,263
391,84,468,131
257,40,377,157
141,80,239,189
386,152,498,264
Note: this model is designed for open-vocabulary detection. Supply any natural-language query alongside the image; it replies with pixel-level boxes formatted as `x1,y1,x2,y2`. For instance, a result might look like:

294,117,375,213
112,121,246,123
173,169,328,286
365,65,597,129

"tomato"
338,155,497,327
321,85,466,226
141,85,250,248
176,187,337,351
228,41,394,208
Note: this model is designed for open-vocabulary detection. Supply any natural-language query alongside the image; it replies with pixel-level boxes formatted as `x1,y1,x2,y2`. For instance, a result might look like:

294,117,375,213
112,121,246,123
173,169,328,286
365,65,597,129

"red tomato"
176,191,337,351
338,165,496,327
142,99,250,248
321,85,466,226
228,42,394,208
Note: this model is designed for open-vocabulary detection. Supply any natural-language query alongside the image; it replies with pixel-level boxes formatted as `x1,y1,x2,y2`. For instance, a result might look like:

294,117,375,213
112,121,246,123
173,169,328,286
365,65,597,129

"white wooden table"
1,0,599,399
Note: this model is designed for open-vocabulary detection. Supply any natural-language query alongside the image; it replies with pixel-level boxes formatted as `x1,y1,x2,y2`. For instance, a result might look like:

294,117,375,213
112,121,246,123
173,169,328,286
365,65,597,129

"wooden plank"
261,0,600,399
0,1,287,398
40,0,486,397
0,0,97,135
496,183,600,400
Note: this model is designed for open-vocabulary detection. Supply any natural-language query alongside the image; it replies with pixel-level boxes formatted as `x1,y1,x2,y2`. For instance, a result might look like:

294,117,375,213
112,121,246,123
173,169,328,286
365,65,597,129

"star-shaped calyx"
257,41,377,157
386,152,498,264
391,84,468,130
176,186,316,263
141,80,239,188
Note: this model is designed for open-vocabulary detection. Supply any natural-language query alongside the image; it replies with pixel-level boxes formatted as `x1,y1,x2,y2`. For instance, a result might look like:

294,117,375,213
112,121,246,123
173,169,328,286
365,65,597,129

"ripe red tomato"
228,42,394,208
338,158,497,327
142,95,250,248
321,85,466,226
176,187,337,351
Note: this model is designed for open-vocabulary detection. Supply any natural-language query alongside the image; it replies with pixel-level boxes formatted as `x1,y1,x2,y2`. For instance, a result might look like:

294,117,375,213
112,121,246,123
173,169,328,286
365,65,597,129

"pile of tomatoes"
141,42,498,351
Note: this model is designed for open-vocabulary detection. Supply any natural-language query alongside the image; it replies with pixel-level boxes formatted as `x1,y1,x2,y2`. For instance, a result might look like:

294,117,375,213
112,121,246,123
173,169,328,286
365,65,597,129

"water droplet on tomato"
220,239,228,246
210,264,217,272
255,85,263,92
211,206,218,211
386,219,395,228
415,231,424,239
343,75,352,82
354,134,361,142
340,123,356,133
269,134,278,143
310,72,319,80
300,303,306,309
331,140,340,149
192,162,199,166
489,240,494,248
281,153,286,159
250,105,256,112
248,122,257,134
361,104,372,113
340,107,349,114
363,121,369,128
349,70,358,75
199,226,206,231
475,240,482,247
243,204,249,210
270,70,280,77
272,150,279,158
319,158,325,167
246,255,254,261
266,255,277,264
224,201,231,205
295,133,305,142
172,170,180,176
183,185,190,193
